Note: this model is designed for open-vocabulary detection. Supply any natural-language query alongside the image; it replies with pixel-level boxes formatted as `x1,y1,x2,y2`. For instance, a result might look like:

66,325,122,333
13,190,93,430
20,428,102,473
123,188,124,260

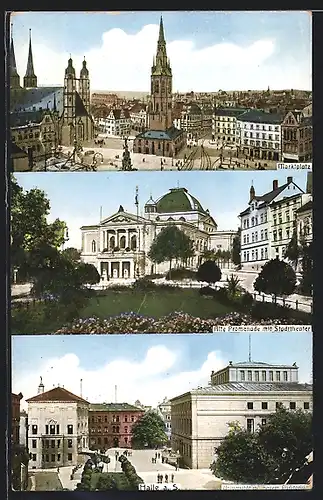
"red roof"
26,387,89,404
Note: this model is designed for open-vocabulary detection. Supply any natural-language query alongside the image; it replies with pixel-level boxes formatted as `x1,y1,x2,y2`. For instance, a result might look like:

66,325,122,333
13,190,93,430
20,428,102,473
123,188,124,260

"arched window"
91,240,96,253
131,235,137,251
109,236,115,250
120,235,126,249
179,217,186,221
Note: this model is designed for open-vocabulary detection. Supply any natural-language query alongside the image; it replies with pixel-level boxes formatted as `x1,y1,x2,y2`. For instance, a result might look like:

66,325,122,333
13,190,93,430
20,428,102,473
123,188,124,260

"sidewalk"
58,465,83,490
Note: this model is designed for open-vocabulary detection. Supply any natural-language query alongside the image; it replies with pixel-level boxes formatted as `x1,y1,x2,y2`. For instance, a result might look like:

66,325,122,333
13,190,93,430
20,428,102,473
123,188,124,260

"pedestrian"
160,474,163,483
171,474,174,482
165,474,168,483
155,452,157,459
152,456,154,464
57,467,60,473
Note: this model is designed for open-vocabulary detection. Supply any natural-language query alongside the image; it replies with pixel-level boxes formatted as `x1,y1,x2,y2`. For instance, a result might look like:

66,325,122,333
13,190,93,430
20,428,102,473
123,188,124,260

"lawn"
81,289,233,320
11,288,234,334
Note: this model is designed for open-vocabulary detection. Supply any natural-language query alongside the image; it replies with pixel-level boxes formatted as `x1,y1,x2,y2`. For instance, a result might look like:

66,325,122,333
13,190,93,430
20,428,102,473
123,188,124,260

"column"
126,229,129,249
99,229,103,252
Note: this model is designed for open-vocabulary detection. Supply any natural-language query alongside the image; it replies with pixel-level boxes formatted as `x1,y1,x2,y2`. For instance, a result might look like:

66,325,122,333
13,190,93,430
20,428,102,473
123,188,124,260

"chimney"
287,176,293,184
273,179,278,191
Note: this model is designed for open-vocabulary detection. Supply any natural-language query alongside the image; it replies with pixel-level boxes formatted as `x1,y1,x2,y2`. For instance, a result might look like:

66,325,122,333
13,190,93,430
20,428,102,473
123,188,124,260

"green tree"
284,229,301,270
253,258,297,303
148,225,195,278
299,241,312,296
11,175,67,281
231,228,241,266
131,411,168,449
62,247,82,263
197,260,222,285
96,474,118,490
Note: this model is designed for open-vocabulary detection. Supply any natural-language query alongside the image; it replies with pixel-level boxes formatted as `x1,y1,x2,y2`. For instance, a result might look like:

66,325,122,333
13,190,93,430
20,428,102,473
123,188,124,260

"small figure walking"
160,474,163,483
57,467,60,473
171,474,174,483
165,474,168,483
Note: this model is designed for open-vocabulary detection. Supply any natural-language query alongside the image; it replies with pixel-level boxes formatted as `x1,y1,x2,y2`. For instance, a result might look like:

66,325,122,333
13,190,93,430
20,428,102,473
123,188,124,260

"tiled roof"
10,110,44,127
129,103,146,113
215,107,249,117
26,387,89,404
11,87,64,114
296,200,312,213
89,403,144,412
135,126,183,141
170,382,312,399
237,109,283,124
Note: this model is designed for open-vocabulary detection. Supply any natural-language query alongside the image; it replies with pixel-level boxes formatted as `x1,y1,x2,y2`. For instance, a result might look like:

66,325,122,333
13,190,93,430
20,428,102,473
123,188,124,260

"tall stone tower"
63,56,77,142
23,29,37,88
9,25,20,89
79,57,90,114
149,16,173,131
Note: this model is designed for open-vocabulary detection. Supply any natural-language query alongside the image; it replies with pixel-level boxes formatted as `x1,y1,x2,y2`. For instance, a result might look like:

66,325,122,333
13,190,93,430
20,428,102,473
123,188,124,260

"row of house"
212,107,312,162
239,173,312,271
13,357,312,473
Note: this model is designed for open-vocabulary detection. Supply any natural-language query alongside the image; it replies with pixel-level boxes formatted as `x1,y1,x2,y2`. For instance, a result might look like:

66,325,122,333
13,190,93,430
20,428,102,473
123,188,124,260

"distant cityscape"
10,16,312,172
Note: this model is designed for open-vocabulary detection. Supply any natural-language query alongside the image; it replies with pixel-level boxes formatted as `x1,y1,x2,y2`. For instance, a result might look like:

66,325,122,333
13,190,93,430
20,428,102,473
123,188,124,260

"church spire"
158,15,165,44
10,24,21,88
24,29,37,88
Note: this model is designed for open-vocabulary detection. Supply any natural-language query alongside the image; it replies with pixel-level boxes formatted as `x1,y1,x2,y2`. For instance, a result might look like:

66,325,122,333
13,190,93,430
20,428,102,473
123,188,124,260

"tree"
299,241,312,296
62,247,81,263
148,225,195,279
131,411,168,449
231,228,241,266
211,407,312,484
74,262,101,286
11,175,67,281
284,229,301,270
197,260,222,285
96,474,118,490
253,258,297,302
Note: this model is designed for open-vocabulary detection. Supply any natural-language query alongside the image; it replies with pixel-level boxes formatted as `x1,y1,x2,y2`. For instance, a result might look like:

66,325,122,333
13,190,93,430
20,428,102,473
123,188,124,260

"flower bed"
55,311,309,334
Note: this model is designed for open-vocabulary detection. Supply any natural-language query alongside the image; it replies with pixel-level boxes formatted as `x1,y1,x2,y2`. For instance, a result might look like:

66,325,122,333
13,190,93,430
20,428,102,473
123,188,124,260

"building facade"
239,176,306,270
129,103,148,132
88,403,144,450
170,361,312,469
236,110,283,161
26,380,89,469
281,110,312,162
173,102,203,139
97,108,132,137
212,107,249,144
80,187,235,283
12,393,23,446
133,17,185,157
157,397,172,442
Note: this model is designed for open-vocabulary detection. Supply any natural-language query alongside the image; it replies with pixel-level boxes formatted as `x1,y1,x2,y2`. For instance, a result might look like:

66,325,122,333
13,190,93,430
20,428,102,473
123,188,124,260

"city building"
19,410,28,447
10,30,94,163
296,199,312,247
170,360,312,469
133,17,185,157
212,107,249,144
129,103,148,132
11,393,28,491
88,403,144,450
80,186,236,283
26,379,89,469
236,109,283,161
12,393,23,446
10,142,29,171
239,176,307,270
157,397,172,442
97,108,132,137
281,110,312,162
91,93,121,107
173,102,203,139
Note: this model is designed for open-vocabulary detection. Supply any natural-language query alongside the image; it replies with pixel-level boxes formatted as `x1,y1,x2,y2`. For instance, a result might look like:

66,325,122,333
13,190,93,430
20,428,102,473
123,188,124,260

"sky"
12,333,312,409
14,170,309,249
10,11,312,91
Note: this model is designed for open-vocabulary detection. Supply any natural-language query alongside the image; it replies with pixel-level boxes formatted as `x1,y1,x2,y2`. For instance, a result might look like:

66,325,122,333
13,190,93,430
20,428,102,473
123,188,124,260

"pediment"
101,211,147,226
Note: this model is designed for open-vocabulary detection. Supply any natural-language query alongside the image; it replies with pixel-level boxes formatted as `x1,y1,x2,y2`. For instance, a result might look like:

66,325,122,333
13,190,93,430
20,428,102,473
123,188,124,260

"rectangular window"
56,425,60,435
32,454,37,461
290,402,296,410
247,419,254,433
32,425,38,435
67,425,73,434
57,454,61,462
68,439,73,448
261,419,267,426
51,454,55,462
240,370,245,381
125,426,128,433
304,402,310,410
51,440,55,448
32,439,37,448
45,454,49,462
57,440,61,448
247,370,252,381
247,402,253,410
68,453,73,461
283,371,288,381
262,371,266,382
255,372,259,381
276,402,281,410
45,425,49,435
276,371,281,382
50,425,55,435
269,371,273,381
262,402,268,410
125,416,128,422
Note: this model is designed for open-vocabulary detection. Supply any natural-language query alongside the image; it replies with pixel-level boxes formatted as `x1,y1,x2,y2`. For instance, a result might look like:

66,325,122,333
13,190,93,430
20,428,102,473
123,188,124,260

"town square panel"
9,11,312,171
11,333,313,491
11,170,312,333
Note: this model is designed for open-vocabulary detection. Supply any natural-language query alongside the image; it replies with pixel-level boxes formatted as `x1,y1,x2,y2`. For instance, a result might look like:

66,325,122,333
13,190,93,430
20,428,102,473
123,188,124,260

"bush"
251,301,292,320
132,278,157,291
199,286,217,297
238,291,254,310
197,260,222,284
165,267,197,281
145,273,164,279
213,287,230,304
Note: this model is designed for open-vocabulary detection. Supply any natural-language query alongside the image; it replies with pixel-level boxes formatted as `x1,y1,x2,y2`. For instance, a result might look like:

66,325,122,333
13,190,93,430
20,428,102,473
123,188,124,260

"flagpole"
135,186,139,278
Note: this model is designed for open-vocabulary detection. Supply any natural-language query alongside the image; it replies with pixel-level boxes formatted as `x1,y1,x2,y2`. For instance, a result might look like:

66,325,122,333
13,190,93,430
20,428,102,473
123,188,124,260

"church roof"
10,87,63,114
155,187,206,214
26,387,89,404
135,126,183,141
25,30,36,78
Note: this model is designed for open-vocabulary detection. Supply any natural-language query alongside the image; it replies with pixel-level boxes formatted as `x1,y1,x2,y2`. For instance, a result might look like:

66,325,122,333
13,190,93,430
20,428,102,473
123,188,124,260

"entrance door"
152,142,155,154
113,438,119,447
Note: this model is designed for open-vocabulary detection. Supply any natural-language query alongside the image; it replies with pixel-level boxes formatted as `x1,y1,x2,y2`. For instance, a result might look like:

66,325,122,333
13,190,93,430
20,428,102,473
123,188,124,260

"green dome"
156,188,206,214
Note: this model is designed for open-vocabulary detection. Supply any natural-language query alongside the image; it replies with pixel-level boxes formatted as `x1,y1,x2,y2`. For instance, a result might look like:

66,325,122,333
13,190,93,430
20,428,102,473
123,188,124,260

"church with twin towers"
9,26,94,148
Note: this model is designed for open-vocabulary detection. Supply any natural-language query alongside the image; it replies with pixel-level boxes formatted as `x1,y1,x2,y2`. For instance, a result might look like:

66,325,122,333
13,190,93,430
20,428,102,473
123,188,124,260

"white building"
129,103,148,132
212,107,249,144
236,110,283,161
26,379,89,469
173,103,203,139
157,397,172,441
239,176,306,271
170,360,312,469
80,187,236,283
97,108,132,137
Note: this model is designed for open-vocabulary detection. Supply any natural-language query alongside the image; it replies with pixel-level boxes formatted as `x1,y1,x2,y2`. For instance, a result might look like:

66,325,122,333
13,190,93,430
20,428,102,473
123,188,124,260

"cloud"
13,23,311,91
12,346,227,410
